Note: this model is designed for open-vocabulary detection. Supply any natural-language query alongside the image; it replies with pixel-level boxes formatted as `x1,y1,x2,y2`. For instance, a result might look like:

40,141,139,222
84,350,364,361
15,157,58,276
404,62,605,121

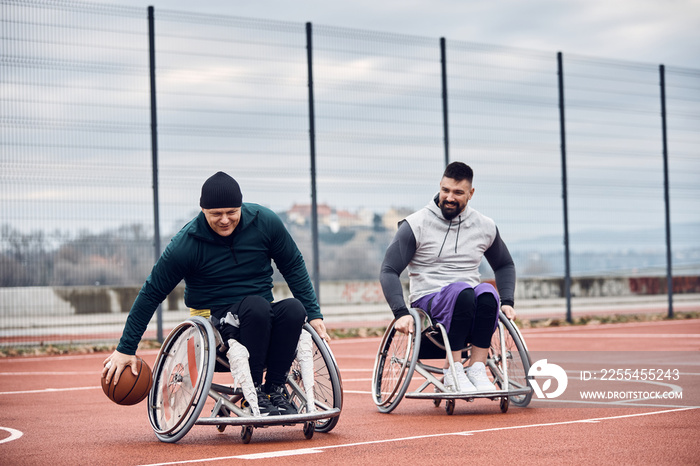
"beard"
439,199,463,220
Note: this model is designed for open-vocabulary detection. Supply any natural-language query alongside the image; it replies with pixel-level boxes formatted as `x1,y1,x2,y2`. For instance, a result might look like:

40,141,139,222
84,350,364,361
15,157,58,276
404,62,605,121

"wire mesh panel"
1,1,152,285
1,1,153,343
1,1,699,346
446,42,562,279
562,55,669,278
664,66,700,279
311,26,445,280
151,11,310,241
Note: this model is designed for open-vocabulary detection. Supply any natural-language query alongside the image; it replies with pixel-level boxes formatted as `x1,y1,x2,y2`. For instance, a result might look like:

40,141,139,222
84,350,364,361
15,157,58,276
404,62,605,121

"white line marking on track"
522,320,700,333
335,355,376,360
0,371,97,376
0,349,160,363
0,427,23,445
233,448,325,459
0,386,98,395
532,399,693,409
137,407,699,465
328,337,382,345
524,334,700,338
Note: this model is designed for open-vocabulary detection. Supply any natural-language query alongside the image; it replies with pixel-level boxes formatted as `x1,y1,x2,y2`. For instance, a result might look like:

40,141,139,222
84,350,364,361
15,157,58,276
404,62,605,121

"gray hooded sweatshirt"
379,195,515,319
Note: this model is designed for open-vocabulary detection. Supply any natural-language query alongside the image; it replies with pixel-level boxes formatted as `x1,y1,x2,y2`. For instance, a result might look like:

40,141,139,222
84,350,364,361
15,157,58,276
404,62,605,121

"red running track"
1,318,699,465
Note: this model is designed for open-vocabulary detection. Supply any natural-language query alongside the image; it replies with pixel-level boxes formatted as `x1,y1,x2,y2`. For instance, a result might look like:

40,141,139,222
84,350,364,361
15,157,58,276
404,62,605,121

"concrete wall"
0,276,698,317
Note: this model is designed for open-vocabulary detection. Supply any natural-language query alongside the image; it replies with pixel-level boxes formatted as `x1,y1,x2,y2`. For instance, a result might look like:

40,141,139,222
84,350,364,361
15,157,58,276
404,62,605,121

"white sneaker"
466,362,498,392
443,364,476,393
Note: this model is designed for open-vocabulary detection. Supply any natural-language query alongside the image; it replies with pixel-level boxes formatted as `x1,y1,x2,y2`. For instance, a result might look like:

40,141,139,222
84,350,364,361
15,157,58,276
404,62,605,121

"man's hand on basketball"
502,305,516,320
309,318,331,343
395,315,414,334
102,350,138,385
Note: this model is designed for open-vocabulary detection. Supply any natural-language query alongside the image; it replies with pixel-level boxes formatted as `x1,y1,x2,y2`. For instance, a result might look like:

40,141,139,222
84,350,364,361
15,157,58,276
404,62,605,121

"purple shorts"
411,282,500,333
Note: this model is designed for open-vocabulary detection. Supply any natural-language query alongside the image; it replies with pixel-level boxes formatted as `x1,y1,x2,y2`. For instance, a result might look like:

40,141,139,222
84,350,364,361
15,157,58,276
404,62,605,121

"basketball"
101,357,153,406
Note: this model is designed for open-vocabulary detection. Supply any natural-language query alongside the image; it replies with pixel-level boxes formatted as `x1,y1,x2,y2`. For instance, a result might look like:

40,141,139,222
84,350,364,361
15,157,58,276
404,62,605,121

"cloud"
103,0,699,67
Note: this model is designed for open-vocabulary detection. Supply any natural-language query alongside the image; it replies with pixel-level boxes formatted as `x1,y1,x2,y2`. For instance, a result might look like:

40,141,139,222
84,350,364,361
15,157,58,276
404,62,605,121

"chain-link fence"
2,0,699,345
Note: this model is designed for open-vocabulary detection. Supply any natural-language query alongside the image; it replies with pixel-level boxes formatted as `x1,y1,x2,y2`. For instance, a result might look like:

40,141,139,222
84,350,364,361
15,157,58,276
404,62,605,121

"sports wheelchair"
147,316,342,443
372,308,532,415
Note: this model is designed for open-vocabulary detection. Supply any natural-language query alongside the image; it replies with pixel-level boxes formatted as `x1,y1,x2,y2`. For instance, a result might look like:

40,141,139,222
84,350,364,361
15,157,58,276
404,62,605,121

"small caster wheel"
433,398,441,408
303,421,315,440
241,425,253,444
500,396,509,413
216,406,230,432
445,399,455,415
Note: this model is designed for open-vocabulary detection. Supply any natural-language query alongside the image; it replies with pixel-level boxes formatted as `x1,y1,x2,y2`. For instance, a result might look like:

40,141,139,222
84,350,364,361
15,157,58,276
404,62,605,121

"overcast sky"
106,0,700,68
3,0,698,245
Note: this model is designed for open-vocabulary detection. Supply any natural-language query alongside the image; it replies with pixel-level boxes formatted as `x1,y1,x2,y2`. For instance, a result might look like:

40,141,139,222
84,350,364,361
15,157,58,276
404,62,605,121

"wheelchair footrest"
196,408,341,427
406,390,508,400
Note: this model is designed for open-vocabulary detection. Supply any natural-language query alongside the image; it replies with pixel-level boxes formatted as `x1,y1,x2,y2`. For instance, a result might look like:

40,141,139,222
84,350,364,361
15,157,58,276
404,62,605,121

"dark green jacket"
117,203,321,355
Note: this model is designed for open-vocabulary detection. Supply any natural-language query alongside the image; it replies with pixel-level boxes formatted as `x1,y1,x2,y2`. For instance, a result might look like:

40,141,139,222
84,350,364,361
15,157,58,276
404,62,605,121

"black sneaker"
266,383,298,415
242,384,280,416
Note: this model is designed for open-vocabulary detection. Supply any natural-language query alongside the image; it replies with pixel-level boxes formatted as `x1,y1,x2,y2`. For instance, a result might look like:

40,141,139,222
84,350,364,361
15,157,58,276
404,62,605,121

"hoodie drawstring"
455,215,462,253
438,215,463,257
438,219,452,257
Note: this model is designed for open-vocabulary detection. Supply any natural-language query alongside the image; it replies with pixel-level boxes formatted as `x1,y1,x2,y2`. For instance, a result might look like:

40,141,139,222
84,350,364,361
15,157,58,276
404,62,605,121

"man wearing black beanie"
103,171,328,417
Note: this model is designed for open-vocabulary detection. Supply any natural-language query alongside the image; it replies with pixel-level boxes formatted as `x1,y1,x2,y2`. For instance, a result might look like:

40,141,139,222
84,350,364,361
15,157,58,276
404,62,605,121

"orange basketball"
101,356,153,406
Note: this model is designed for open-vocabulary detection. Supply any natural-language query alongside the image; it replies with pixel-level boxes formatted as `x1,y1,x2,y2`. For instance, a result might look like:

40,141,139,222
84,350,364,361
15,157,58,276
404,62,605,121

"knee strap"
295,330,316,412
226,339,260,416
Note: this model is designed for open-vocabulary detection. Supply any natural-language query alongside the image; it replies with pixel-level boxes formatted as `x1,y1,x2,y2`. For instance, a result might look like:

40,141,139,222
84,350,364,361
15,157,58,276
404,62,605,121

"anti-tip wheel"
241,425,253,444
216,406,230,432
445,399,455,415
303,421,315,440
500,395,509,413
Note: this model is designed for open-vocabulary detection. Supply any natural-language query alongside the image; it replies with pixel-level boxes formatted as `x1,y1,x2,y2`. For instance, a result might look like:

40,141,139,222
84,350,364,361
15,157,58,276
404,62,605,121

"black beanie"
199,172,242,209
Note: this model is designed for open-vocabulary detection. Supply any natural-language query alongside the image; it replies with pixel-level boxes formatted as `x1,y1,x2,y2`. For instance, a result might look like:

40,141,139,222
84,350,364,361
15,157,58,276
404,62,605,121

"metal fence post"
148,6,163,341
306,22,321,302
659,64,674,318
440,37,449,167
557,52,572,323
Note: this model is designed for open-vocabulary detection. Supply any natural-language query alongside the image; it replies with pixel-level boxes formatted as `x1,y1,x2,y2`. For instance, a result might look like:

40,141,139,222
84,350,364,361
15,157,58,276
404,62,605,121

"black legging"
447,289,498,351
213,296,306,386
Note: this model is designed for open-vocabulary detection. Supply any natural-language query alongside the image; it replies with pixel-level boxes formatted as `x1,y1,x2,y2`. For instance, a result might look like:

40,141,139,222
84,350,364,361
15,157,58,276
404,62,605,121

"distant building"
382,207,414,231
287,203,331,226
286,203,365,231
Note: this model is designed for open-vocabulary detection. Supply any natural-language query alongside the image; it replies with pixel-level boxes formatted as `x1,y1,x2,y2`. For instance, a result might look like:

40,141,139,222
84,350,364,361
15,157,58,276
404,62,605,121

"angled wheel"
303,421,315,439
371,308,421,413
288,323,343,433
488,313,532,407
241,425,253,444
445,399,455,415
500,395,509,413
216,405,230,432
147,316,216,443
